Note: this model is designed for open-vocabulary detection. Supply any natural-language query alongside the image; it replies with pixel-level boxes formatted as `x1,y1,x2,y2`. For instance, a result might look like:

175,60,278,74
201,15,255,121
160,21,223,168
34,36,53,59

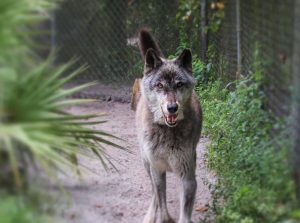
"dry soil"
54,100,215,223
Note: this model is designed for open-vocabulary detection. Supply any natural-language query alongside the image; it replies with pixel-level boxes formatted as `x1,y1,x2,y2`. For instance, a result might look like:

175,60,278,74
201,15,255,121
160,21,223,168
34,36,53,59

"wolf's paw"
143,219,155,223
178,220,194,223
162,218,176,223
143,218,155,223
143,215,155,223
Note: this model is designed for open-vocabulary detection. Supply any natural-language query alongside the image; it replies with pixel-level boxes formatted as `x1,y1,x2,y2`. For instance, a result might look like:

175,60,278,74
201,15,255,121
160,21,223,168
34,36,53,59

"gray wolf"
134,29,202,223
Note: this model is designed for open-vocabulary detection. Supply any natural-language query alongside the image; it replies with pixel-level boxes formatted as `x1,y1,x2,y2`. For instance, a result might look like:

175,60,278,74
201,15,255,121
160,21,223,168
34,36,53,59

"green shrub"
0,0,125,221
0,194,52,223
0,0,124,191
197,71,297,222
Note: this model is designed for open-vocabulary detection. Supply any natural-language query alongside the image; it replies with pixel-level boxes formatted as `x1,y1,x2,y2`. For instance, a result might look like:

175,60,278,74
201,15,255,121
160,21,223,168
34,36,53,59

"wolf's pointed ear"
139,29,163,58
175,49,192,73
144,48,162,73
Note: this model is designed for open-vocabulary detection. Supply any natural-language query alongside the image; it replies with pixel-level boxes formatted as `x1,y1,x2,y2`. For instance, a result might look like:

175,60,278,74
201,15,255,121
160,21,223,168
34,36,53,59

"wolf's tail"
131,78,141,111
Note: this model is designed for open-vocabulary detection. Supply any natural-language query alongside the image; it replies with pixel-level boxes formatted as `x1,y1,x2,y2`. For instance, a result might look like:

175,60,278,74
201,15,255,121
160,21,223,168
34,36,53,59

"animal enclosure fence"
45,0,300,201
51,0,186,83
208,0,294,116
206,0,300,202
49,0,298,115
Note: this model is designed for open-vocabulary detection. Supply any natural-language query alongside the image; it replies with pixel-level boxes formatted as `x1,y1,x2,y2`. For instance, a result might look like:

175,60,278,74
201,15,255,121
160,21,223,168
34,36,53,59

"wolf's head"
139,29,196,127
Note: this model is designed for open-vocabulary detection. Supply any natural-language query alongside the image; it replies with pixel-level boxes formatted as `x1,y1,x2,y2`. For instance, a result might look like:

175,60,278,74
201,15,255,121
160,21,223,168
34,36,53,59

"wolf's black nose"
167,103,178,113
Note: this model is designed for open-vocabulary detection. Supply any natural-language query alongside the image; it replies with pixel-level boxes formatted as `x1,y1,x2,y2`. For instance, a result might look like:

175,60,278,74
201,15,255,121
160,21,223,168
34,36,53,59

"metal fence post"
200,0,208,64
236,0,242,78
292,0,300,206
50,9,56,52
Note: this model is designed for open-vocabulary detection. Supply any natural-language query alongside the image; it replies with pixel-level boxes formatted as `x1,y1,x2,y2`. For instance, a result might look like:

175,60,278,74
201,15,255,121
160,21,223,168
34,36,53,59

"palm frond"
0,59,126,188
0,0,126,190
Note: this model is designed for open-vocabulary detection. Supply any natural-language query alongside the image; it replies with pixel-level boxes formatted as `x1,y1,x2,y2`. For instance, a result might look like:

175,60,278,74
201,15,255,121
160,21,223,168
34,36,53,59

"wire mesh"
55,0,129,83
35,0,300,203
51,0,297,117
208,0,295,116
241,0,294,116
208,0,237,80
53,0,183,83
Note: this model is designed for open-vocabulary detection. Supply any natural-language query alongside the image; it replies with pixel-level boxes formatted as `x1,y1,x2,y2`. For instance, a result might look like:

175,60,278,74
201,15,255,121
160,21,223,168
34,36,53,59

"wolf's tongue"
167,114,177,123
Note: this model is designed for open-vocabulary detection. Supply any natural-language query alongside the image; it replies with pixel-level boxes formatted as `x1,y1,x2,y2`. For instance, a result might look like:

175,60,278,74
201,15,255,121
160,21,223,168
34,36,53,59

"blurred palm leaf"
0,0,126,188
0,0,54,60
0,58,126,188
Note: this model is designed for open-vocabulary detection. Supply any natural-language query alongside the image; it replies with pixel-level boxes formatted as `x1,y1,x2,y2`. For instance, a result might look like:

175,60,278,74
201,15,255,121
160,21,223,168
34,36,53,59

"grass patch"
0,193,53,223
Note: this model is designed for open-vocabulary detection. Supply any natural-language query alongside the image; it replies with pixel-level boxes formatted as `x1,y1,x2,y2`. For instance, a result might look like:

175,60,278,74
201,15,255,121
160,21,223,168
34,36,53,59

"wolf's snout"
167,103,178,114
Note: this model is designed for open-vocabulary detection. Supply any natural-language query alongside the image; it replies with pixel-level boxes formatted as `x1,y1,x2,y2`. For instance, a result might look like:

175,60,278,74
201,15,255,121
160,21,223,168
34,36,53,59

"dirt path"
56,101,215,223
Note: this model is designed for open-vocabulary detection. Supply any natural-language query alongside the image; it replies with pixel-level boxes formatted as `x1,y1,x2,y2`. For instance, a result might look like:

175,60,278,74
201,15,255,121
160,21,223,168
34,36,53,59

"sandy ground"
54,100,215,223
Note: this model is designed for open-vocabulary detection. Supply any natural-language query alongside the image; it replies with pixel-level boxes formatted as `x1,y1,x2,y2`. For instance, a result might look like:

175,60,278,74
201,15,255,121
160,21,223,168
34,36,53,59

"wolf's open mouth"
164,114,178,127
160,106,178,127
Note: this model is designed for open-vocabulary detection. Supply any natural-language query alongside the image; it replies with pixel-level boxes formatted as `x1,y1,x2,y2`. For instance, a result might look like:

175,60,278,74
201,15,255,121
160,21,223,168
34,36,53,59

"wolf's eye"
156,83,163,89
176,82,184,88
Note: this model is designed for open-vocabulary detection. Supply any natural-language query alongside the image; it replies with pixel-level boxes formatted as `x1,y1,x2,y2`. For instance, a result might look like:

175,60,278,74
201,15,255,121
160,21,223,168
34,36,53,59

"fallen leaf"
70,213,76,219
195,206,209,212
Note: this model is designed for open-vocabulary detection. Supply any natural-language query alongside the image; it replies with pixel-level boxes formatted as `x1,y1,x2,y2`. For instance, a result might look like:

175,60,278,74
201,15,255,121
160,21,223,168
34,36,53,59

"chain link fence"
48,0,298,116
241,0,294,116
41,0,300,201
206,0,300,201
207,0,295,116
52,0,184,84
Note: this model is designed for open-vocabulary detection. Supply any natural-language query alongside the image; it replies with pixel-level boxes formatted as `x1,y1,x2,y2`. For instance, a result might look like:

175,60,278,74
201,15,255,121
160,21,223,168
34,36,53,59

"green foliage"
176,0,201,53
127,49,144,79
192,57,206,82
0,194,52,223
0,2,126,222
126,0,204,79
206,7,224,33
126,0,182,79
0,0,124,191
127,0,180,56
0,59,126,188
197,67,297,222
0,0,54,57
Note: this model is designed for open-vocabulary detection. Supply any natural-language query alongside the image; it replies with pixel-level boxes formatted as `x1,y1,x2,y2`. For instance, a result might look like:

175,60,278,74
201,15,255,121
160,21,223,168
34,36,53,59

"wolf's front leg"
143,160,158,223
178,174,197,223
143,194,158,223
151,168,175,223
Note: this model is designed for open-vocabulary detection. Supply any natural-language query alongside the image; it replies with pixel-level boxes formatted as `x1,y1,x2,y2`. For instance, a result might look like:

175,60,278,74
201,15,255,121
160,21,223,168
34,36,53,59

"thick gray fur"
136,29,202,223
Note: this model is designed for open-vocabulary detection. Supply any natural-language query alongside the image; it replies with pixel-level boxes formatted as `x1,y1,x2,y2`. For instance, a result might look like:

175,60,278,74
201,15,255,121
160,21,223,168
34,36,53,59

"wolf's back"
131,78,141,111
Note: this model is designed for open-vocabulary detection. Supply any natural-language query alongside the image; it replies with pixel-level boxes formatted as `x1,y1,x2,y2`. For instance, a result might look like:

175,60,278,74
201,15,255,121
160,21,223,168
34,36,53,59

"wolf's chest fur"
144,122,196,173
136,92,202,175
144,115,197,152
